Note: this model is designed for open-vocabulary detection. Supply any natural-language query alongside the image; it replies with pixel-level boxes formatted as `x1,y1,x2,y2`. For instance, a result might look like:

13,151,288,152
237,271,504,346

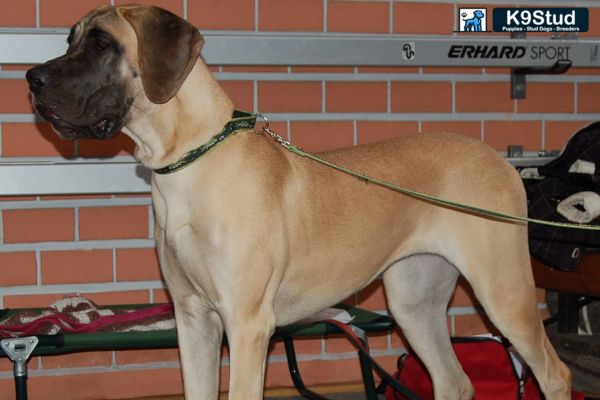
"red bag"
384,337,584,400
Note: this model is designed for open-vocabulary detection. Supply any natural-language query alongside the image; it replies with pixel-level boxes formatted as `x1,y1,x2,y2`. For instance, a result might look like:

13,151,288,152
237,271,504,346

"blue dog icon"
462,10,485,31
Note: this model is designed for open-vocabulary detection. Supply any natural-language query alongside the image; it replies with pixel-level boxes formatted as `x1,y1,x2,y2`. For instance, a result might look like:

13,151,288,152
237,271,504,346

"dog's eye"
87,29,114,52
94,36,112,51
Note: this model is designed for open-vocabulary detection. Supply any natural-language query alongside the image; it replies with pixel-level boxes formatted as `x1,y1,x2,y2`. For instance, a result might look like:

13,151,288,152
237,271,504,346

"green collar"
153,110,257,175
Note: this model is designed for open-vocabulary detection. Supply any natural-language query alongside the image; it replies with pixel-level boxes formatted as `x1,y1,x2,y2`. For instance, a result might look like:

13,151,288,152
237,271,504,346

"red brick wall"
1,1,599,399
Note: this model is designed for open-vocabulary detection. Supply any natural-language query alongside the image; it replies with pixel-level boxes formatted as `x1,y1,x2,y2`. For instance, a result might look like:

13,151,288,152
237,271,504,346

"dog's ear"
120,6,204,104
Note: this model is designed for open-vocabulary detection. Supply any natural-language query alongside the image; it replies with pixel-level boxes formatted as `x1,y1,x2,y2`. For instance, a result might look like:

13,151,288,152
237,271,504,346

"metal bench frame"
1,304,394,400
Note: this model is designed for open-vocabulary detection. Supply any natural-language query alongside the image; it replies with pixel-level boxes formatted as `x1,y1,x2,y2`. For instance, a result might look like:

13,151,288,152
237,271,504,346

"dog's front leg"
224,311,276,400
173,297,224,400
156,229,225,400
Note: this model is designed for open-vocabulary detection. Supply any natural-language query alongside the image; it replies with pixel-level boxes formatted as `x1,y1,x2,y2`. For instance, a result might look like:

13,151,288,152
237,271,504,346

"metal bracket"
511,59,572,99
510,32,572,99
1,336,39,377
2,336,38,400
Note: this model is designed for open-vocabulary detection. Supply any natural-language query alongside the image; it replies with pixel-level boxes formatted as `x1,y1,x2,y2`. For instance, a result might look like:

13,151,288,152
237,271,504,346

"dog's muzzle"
26,59,130,141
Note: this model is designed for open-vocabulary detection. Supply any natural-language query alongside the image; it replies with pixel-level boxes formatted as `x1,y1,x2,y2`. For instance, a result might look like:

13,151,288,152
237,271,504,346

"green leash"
155,111,600,231
257,115,600,231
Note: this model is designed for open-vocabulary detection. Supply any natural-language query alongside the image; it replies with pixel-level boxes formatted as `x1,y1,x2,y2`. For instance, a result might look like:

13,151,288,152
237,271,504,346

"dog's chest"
151,175,204,232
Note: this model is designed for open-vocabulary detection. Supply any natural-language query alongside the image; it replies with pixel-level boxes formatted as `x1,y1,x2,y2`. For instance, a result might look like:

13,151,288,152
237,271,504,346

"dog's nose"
25,67,50,94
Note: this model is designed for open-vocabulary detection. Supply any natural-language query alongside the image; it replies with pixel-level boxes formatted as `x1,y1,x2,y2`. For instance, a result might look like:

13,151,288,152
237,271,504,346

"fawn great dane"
26,5,571,399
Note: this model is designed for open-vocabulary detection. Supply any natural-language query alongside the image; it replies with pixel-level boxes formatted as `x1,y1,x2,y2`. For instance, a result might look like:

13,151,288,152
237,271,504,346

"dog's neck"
123,60,235,170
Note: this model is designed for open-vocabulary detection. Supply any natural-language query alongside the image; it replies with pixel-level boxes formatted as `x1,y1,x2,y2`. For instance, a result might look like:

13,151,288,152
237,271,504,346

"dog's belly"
272,268,382,326
269,188,426,326
270,217,430,327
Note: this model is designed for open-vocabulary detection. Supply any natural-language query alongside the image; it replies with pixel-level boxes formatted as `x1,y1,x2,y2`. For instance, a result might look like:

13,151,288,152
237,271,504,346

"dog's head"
26,5,204,140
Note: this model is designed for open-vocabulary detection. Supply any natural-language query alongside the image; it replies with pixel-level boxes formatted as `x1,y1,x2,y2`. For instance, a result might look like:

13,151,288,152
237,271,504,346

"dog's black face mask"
26,26,133,140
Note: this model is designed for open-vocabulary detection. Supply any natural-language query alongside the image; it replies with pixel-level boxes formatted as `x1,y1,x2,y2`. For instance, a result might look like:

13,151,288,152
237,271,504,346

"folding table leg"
356,341,379,400
284,334,382,400
1,336,39,400
283,337,331,400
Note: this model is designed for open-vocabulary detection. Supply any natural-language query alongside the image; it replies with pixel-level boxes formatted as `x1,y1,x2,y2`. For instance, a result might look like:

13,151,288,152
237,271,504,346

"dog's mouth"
33,100,121,140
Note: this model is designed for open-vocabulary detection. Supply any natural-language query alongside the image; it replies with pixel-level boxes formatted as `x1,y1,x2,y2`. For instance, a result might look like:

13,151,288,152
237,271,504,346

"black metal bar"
557,292,580,333
357,346,379,400
513,59,573,76
356,347,421,400
283,337,330,400
15,375,27,400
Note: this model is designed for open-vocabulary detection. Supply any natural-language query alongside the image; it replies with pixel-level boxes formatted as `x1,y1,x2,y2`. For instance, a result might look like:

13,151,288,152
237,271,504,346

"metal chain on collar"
257,114,292,150
256,115,600,231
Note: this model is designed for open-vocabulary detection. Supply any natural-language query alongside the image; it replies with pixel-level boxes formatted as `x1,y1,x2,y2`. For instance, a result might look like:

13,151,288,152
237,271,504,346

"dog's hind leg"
457,225,571,400
383,254,474,400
